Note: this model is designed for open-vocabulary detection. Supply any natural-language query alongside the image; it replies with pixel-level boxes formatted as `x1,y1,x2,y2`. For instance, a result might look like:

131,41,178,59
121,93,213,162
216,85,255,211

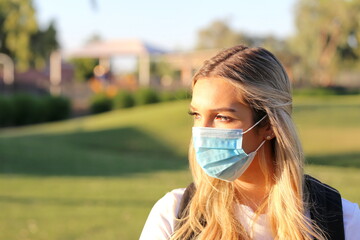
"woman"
140,45,360,239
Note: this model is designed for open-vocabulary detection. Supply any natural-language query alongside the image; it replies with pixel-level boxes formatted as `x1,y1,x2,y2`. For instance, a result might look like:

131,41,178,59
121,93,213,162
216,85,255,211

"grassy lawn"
0,95,359,240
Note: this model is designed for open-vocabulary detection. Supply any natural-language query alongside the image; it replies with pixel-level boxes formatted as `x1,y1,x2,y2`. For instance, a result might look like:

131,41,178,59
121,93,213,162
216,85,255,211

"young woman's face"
190,77,265,153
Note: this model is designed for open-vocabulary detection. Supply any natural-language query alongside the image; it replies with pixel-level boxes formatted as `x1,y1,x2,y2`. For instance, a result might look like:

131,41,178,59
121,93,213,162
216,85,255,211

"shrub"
174,89,191,100
113,90,135,109
12,93,39,125
293,86,360,96
159,91,176,102
90,93,112,114
31,97,48,123
0,93,72,127
0,96,14,127
134,88,159,106
69,58,98,82
44,95,71,121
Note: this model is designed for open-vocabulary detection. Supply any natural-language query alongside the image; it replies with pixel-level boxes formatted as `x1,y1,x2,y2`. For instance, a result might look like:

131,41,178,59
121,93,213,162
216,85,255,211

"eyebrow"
189,105,237,112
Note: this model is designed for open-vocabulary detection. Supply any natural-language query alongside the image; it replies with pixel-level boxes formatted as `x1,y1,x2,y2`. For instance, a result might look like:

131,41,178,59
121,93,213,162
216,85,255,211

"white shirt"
140,188,360,240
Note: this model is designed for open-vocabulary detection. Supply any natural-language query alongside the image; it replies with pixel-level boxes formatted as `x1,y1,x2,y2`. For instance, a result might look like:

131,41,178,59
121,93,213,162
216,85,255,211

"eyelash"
188,111,200,119
216,115,231,121
188,111,232,122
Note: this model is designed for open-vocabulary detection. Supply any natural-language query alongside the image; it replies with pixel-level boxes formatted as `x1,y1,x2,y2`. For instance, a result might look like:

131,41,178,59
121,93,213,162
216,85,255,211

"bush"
12,94,40,125
0,96,14,127
31,97,48,123
159,91,176,102
44,95,71,121
90,93,113,114
134,88,159,106
174,89,191,100
113,90,135,109
0,93,72,127
293,86,360,96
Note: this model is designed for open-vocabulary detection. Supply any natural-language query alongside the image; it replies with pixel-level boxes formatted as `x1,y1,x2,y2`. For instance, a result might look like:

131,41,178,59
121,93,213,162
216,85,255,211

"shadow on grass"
0,127,189,177
306,152,360,168
0,195,155,207
2,127,358,176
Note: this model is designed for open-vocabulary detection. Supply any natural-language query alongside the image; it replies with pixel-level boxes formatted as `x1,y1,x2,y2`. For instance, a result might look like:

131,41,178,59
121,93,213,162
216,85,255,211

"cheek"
242,132,262,154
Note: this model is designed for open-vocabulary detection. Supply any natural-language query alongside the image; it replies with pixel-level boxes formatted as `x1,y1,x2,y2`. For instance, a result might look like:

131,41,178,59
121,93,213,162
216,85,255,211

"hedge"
0,94,71,127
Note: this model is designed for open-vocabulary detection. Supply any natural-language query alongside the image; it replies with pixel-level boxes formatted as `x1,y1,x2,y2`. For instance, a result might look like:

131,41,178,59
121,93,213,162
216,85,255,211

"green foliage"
12,93,40,125
159,89,190,102
195,19,247,50
0,96,14,126
194,19,289,60
69,34,102,82
30,20,59,69
0,0,38,71
174,89,191,100
112,90,135,109
90,93,112,114
70,58,98,82
291,0,360,85
0,94,71,127
293,86,360,96
159,91,177,102
134,88,159,105
91,88,189,114
0,0,60,71
43,95,71,121
293,88,338,96
150,60,179,79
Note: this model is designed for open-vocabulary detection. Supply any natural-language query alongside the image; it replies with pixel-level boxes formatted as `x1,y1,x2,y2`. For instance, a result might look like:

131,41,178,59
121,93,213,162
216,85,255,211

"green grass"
0,96,360,240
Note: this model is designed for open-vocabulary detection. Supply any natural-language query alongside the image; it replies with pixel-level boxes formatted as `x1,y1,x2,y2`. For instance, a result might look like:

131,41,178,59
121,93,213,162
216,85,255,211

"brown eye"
188,111,200,120
215,115,231,122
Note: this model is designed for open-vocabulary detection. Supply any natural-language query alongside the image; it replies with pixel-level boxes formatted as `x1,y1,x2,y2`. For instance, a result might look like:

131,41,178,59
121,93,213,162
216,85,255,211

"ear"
260,121,275,141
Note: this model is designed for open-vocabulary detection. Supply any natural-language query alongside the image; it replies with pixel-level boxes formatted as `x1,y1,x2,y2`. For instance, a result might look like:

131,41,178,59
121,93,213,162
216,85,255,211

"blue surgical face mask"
192,115,267,182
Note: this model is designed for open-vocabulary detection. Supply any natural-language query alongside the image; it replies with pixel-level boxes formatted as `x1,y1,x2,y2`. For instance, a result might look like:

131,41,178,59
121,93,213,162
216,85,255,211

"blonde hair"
171,45,326,240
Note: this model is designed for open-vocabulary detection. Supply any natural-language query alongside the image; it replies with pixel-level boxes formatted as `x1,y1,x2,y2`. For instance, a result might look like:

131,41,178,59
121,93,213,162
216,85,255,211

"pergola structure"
1,40,219,95
55,39,166,87
48,39,220,94
160,49,219,85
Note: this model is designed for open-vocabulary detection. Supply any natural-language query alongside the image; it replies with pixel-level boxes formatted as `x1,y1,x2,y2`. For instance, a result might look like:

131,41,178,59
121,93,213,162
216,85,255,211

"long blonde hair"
171,45,326,240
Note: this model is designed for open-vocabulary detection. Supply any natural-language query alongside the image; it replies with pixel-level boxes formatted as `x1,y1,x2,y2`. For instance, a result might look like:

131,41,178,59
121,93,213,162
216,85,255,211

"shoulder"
342,198,360,240
139,188,186,240
153,188,186,218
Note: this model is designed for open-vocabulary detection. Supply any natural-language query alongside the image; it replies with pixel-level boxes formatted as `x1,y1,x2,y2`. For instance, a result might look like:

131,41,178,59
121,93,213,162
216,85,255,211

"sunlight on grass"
305,165,360,203
0,171,192,240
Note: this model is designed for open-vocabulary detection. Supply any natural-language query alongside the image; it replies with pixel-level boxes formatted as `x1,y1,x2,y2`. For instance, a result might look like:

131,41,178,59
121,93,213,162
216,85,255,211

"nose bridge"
198,114,214,128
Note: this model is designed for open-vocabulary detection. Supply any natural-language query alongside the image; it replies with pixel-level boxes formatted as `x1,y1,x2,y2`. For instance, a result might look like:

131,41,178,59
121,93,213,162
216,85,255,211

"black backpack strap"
305,175,345,240
176,177,345,240
177,182,196,220
174,183,198,239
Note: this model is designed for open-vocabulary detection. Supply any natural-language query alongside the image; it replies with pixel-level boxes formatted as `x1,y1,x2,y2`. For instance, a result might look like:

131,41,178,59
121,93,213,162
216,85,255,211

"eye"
215,114,232,122
188,111,201,120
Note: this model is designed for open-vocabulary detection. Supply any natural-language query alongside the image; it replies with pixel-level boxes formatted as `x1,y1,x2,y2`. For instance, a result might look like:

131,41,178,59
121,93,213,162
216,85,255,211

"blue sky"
34,0,298,52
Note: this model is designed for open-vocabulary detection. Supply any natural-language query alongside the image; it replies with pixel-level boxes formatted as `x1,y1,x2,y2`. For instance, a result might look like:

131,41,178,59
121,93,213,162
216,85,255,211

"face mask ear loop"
254,140,266,153
243,115,267,135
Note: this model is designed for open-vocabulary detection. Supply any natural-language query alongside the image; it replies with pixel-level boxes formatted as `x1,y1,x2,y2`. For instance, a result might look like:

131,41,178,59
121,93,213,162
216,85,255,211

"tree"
195,19,250,50
0,0,38,71
150,59,178,79
290,0,360,86
30,20,59,69
70,58,98,82
69,34,101,82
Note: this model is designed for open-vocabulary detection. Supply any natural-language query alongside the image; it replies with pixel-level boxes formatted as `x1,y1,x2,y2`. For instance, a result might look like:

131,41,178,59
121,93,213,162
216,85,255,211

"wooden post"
99,57,110,70
50,51,62,95
139,52,150,86
0,53,14,85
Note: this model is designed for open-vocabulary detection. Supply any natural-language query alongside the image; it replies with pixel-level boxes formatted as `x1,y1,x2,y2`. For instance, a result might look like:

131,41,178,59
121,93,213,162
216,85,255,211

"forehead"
191,77,247,108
